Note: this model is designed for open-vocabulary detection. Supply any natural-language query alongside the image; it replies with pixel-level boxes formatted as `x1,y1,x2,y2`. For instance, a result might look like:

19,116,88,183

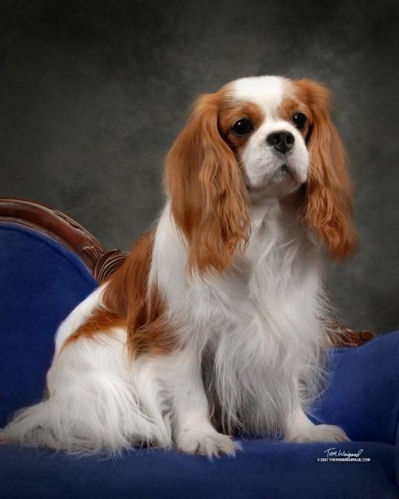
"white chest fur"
153,201,326,435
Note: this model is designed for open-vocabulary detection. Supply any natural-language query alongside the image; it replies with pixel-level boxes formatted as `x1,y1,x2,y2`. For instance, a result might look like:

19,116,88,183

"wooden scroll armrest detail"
0,198,130,283
0,198,104,273
94,249,129,283
331,324,376,347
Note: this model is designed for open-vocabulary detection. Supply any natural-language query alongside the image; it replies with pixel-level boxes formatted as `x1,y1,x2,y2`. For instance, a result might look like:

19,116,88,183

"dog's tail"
0,370,172,455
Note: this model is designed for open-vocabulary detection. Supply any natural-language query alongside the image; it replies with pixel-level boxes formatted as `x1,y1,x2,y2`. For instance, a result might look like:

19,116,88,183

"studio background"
0,0,398,333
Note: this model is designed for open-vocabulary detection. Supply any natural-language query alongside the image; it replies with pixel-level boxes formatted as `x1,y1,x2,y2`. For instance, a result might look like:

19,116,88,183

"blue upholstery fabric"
0,222,397,498
0,223,97,426
311,333,399,446
0,441,396,499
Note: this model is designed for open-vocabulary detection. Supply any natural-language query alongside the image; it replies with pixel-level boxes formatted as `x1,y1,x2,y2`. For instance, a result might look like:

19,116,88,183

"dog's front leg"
284,405,349,443
168,348,238,457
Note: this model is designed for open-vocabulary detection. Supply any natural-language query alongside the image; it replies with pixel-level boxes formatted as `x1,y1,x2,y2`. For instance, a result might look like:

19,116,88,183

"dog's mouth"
277,162,297,180
244,156,308,196
245,164,296,192
279,163,306,185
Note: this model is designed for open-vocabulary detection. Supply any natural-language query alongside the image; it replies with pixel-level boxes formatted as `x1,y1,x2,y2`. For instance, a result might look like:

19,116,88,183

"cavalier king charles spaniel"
1,76,356,456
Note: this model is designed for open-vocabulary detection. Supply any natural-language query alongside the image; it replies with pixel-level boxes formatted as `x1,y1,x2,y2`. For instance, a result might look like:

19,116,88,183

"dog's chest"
203,211,315,330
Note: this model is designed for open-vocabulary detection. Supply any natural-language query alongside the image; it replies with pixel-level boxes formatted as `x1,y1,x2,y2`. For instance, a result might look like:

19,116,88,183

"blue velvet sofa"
0,200,398,498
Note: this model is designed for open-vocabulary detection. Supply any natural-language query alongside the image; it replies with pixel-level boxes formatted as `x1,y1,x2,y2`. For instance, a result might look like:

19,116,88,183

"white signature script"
323,447,364,458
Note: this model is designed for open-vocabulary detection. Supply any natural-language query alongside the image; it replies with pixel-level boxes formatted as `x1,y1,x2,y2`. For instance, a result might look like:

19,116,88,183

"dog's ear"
164,93,250,275
296,79,357,259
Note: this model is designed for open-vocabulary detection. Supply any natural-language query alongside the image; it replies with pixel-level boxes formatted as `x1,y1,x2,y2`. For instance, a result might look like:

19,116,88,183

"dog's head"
164,76,356,274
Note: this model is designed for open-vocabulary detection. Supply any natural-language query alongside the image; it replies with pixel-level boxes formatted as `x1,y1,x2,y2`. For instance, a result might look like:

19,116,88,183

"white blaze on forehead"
229,76,289,119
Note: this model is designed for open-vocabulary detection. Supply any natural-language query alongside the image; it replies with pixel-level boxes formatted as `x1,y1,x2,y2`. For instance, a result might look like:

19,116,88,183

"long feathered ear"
164,92,250,275
296,80,357,259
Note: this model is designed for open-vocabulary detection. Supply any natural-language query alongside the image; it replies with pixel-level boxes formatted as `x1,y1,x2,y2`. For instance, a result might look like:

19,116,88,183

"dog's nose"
266,131,295,154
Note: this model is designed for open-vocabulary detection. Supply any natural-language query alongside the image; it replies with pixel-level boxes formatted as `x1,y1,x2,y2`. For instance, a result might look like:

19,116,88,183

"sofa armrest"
310,331,399,445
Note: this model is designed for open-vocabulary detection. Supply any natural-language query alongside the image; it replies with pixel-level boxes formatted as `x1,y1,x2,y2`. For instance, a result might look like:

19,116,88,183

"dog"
1,76,356,456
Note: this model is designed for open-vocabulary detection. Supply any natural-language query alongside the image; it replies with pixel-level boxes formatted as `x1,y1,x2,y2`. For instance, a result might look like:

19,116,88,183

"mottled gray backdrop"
1,0,398,332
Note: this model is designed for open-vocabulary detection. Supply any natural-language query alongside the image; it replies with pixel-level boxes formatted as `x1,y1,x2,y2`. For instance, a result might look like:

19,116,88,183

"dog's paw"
286,424,349,443
176,428,238,458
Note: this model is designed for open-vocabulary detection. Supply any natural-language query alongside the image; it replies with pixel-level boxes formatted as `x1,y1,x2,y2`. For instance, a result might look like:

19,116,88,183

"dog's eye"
291,112,307,130
231,118,253,136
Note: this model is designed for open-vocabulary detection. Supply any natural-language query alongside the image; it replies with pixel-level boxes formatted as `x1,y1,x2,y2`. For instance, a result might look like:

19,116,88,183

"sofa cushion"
0,440,396,499
0,223,97,426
